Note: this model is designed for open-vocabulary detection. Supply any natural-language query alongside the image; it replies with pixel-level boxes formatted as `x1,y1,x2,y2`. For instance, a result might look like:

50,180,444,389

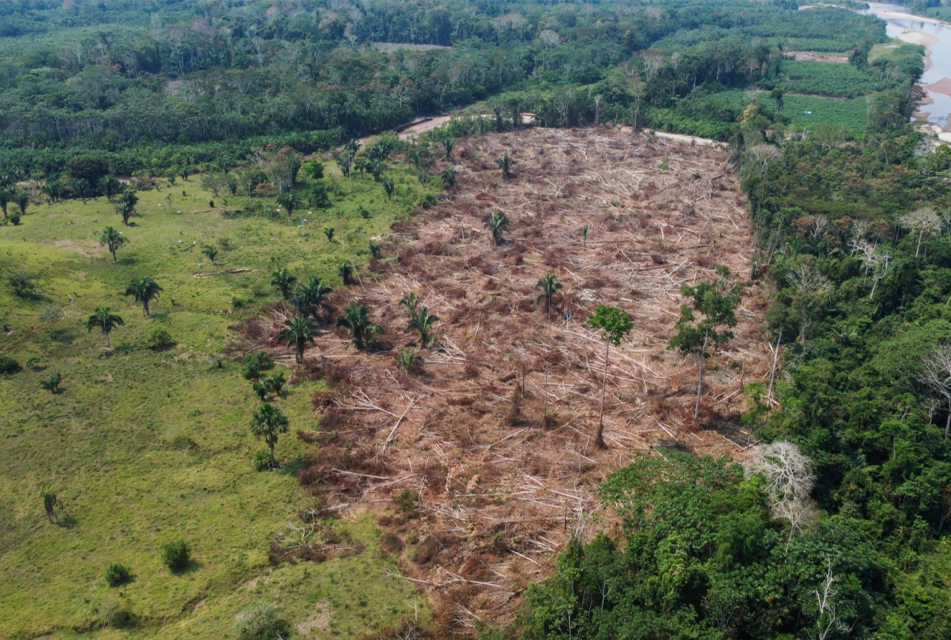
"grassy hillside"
0,161,437,638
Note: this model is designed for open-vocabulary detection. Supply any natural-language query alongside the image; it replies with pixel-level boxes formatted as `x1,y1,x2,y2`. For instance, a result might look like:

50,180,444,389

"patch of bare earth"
785,51,848,63
240,127,769,634
297,601,333,638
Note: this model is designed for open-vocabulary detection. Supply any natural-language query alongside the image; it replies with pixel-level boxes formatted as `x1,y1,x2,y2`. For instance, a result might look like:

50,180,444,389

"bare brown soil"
240,127,769,634
785,51,848,63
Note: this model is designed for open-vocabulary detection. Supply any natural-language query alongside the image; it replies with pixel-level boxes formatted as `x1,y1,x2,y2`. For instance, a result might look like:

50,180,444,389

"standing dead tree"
920,344,951,438
743,441,816,544
899,207,941,258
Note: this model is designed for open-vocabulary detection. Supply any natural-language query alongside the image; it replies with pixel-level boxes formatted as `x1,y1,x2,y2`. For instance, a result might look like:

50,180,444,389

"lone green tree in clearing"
0,188,9,219
407,306,439,348
250,403,289,467
535,273,563,321
279,314,319,363
496,152,516,179
588,304,633,448
338,262,355,286
271,268,297,299
442,136,455,161
13,190,29,217
668,268,739,422
399,292,419,313
485,212,510,246
291,276,333,320
115,190,138,225
124,277,163,316
277,191,299,221
99,226,126,263
41,484,63,524
202,245,219,264
440,167,456,189
86,307,125,348
382,176,395,201
99,175,121,201
336,301,380,350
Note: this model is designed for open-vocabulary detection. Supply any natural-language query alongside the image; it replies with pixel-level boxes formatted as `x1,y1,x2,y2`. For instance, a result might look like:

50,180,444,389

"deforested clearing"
241,127,769,629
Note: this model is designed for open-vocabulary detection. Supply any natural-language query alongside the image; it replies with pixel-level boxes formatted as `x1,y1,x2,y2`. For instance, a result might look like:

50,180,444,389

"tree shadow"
113,345,139,355
149,312,170,323
278,456,309,477
116,256,138,266
56,512,78,529
170,559,203,575
50,328,78,345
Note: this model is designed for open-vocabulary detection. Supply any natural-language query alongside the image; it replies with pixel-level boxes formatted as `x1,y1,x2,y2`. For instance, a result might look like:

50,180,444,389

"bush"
0,356,21,375
9,213,21,225
242,351,274,379
98,601,135,629
237,603,292,640
394,489,420,512
146,326,175,350
160,539,191,572
252,449,273,471
105,563,131,587
7,271,37,298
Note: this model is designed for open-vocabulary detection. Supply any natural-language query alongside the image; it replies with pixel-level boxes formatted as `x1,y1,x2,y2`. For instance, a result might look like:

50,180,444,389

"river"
861,3,951,138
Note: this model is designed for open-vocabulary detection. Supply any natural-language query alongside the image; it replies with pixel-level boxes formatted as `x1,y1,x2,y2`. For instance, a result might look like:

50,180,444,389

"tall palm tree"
279,314,319,363
495,152,516,179
535,273,563,322
86,307,124,347
124,277,163,316
382,176,395,201
99,226,126,263
271,268,297,299
115,190,138,225
338,262,355,286
440,167,456,189
40,484,63,524
336,301,380,350
443,136,455,161
485,212,510,246
407,306,439,348
13,190,29,216
291,275,333,320
0,188,9,219
250,403,290,466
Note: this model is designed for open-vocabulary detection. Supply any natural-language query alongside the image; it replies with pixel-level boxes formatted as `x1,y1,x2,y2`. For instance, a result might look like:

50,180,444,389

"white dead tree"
899,207,941,258
813,561,850,640
868,247,893,301
744,441,816,544
787,265,832,342
849,238,878,281
920,344,951,438
850,218,870,244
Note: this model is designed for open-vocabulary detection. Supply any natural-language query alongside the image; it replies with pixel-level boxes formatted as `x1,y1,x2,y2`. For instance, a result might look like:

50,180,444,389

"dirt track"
245,127,768,632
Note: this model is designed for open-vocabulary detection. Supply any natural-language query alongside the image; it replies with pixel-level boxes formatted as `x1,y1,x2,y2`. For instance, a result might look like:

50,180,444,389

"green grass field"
783,93,868,130
0,160,436,638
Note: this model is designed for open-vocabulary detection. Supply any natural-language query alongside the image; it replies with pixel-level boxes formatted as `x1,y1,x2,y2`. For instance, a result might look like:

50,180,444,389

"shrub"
105,563,131,587
25,356,39,369
99,601,135,629
394,489,420,512
9,213,21,225
7,271,37,298
252,449,273,471
40,373,61,393
237,604,292,640
146,326,175,350
160,539,191,572
0,356,21,375
242,351,274,380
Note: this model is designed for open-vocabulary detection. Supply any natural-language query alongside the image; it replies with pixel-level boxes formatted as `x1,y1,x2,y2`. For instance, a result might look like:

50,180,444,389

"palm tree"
124,277,163,316
336,301,380,350
338,262,355,286
250,403,289,467
41,373,62,394
278,191,299,220
291,275,333,320
535,273,563,321
0,188,9,219
99,175,121,201
13,190,29,216
398,292,419,313
267,372,286,397
443,136,455,161
271,268,297,299
252,380,270,401
40,484,63,524
495,152,516,179
86,307,124,348
485,212,510,246
202,245,219,264
99,226,126,263
279,314,319,363
115,190,138,225
382,176,395,201
407,306,439,347
440,168,456,189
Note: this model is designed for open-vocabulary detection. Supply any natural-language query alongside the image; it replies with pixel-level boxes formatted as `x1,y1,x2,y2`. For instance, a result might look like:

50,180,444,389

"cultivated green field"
0,161,436,638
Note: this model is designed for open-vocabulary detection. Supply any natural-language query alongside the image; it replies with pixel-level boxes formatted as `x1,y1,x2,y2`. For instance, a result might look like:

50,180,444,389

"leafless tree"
641,51,665,83
744,441,817,543
920,344,951,437
868,247,893,300
787,265,832,342
850,218,870,243
809,215,830,242
899,207,941,258
813,561,848,640
850,238,878,281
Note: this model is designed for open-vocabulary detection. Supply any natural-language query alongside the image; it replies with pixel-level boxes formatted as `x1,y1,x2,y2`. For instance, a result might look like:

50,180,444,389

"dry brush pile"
239,127,771,633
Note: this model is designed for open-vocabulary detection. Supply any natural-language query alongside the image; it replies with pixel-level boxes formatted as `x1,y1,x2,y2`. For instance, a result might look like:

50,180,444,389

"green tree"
587,304,633,448
440,167,457,189
336,301,380,350
535,273,563,321
442,136,456,161
277,191,299,220
252,380,270,401
485,211,510,246
0,188,9,219
40,484,63,524
279,314,319,363
270,268,297,299
323,227,335,242
399,292,419,313
250,403,289,466
335,139,360,179
99,175,121,201
267,372,286,398
667,269,739,421
124,277,163,316
302,160,324,180
309,182,331,208
496,151,516,179
13,190,29,217
202,244,219,264
407,306,439,348
291,275,333,320
115,190,138,226
382,176,395,201
86,307,124,348
41,373,62,393
338,262,355,285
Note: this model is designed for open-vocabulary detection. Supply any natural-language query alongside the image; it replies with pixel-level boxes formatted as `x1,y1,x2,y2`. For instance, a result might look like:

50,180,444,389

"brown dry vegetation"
238,127,769,635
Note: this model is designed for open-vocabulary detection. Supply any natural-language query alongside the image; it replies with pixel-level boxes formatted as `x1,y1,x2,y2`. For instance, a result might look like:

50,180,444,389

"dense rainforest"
4,0,951,638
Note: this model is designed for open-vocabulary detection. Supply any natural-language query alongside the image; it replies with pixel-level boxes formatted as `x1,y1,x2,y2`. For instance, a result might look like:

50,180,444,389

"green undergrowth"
0,159,436,638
